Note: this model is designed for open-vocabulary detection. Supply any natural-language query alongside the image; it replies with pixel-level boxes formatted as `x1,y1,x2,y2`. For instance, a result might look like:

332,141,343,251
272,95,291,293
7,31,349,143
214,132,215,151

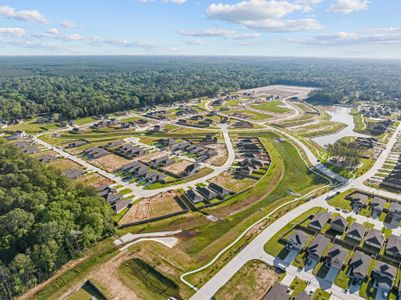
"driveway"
375,287,389,300
284,249,299,265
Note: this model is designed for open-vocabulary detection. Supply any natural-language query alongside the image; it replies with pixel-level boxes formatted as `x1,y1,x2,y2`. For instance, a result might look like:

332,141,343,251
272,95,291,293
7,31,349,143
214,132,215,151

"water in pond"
312,106,369,147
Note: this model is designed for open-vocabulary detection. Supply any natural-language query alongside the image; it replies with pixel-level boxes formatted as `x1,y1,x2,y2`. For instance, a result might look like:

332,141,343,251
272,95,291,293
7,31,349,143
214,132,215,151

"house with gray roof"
263,282,289,300
112,199,131,214
208,183,233,197
66,140,88,148
325,244,347,270
308,212,330,231
82,147,109,159
385,234,401,259
346,223,366,242
349,251,370,284
306,234,331,262
330,215,347,233
149,155,174,168
286,230,308,251
185,189,204,204
63,168,84,179
389,202,401,222
372,261,396,292
347,192,369,212
364,228,384,249
371,196,386,217
294,293,312,300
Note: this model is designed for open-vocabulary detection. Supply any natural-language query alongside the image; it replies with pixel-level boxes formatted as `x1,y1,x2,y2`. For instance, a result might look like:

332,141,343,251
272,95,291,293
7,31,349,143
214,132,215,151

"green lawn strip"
290,277,308,297
327,189,355,211
312,289,330,300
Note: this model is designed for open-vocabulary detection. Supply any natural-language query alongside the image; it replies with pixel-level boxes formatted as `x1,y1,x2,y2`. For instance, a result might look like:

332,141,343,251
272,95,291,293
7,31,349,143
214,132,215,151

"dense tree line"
0,141,114,299
0,56,401,120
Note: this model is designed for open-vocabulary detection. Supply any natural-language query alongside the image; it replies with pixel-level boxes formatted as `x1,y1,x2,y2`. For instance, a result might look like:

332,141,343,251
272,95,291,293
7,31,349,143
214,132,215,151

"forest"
0,141,114,299
1,56,401,120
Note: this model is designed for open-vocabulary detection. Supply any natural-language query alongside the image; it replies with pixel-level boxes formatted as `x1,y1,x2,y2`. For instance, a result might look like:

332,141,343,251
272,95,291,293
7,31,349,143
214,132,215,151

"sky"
0,0,401,58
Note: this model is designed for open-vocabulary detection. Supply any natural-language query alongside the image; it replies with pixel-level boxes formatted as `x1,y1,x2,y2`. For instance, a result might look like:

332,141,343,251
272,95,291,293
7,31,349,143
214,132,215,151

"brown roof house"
346,223,366,242
330,215,347,233
364,228,384,249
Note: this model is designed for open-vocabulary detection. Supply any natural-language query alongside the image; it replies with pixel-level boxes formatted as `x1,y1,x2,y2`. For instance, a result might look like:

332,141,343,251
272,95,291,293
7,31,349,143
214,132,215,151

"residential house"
330,215,347,233
6,130,26,140
263,282,289,300
63,168,84,179
208,183,233,197
286,230,308,251
112,199,131,214
171,141,191,152
37,154,57,163
233,121,253,128
371,196,386,218
364,228,384,249
325,244,347,270
181,162,200,177
157,138,177,148
388,202,401,223
306,234,331,262
308,212,330,231
348,251,370,284
177,119,187,125
185,189,204,204
346,223,366,242
385,235,401,259
196,186,217,201
67,140,88,148
149,156,174,168
372,261,396,292
82,147,109,159
103,141,123,148
294,293,311,300
347,192,369,212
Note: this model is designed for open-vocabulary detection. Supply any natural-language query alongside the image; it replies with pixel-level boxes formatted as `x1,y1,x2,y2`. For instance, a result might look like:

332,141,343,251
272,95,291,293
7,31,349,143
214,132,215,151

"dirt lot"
162,159,193,176
204,144,227,166
90,154,132,172
242,85,314,98
209,171,255,192
139,151,170,163
50,158,82,171
120,191,183,224
75,173,114,188
215,260,278,300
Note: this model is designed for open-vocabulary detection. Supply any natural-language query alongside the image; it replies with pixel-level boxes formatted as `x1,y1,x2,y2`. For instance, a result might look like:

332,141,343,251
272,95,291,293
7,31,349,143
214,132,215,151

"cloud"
186,39,205,45
0,27,26,37
61,20,76,28
45,28,60,35
0,5,49,24
207,0,322,32
162,0,187,3
327,0,368,14
290,28,401,46
179,28,261,40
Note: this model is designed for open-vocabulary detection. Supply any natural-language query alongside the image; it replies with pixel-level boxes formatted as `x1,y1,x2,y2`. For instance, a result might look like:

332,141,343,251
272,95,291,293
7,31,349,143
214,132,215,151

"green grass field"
252,100,290,114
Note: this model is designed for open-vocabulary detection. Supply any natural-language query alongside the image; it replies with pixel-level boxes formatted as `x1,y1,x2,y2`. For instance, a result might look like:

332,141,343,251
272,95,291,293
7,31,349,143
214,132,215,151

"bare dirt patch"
139,151,170,163
204,143,227,166
215,260,278,300
75,173,114,188
209,171,255,192
162,159,192,176
90,154,132,172
50,158,82,171
120,190,183,224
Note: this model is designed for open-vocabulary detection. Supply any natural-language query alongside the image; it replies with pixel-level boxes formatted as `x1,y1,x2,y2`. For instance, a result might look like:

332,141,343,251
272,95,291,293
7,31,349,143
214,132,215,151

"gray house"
346,223,366,242
306,234,331,262
371,196,386,217
286,230,308,251
208,183,233,197
348,192,369,212
263,282,289,300
372,261,396,292
364,228,384,249
389,202,401,223
185,189,204,204
325,244,347,270
348,250,370,284
385,235,401,259
308,212,330,231
330,215,347,233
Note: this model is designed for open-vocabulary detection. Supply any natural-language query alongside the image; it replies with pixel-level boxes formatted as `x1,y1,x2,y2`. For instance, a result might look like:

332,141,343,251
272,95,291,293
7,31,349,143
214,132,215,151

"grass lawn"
3,118,60,134
312,289,330,300
335,266,351,289
327,190,354,211
67,281,106,300
118,258,180,300
252,100,290,114
215,260,278,300
290,277,308,297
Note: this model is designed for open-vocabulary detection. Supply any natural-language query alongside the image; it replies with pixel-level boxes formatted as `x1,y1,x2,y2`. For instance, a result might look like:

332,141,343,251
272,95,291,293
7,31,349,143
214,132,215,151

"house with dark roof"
348,251,370,284
263,282,289,300
233,121,253,128
103,141,123,148
325,244,347,270
67,140,88,148
364,228,384,249
372,261,396,292
346,223,366,242
6,130,26,140
144,170,167,184
21,145,40,154
112,199,131,214
347,192,369,212
82,147,109,159
371,196,386,218
170,141,191,152
294,293,312,300
37,154,57,163
208,183,233,197
185,189,204,204
149,156,174,168
196,186,217,201
181,162,200,177
63,168,84,179
306,234,331,262
385,235,401,259
330,215,347,233
157,138,177,148
308,212,330,231
286,230,308,251
389,202,401,222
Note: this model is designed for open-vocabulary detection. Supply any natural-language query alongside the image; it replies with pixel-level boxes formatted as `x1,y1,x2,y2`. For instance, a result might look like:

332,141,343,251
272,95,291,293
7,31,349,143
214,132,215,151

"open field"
75,173,114,188
208,171,255,192
162,159,193,176
204,143,228,166
251,100,290,114
214,259,277,300
90,154,132,172
50,158,82,171
120,190,183,224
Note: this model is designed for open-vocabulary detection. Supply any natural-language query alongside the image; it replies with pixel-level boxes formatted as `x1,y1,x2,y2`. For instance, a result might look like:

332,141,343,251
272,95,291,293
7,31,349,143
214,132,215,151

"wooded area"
0,141,114,299
1,56,401,120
